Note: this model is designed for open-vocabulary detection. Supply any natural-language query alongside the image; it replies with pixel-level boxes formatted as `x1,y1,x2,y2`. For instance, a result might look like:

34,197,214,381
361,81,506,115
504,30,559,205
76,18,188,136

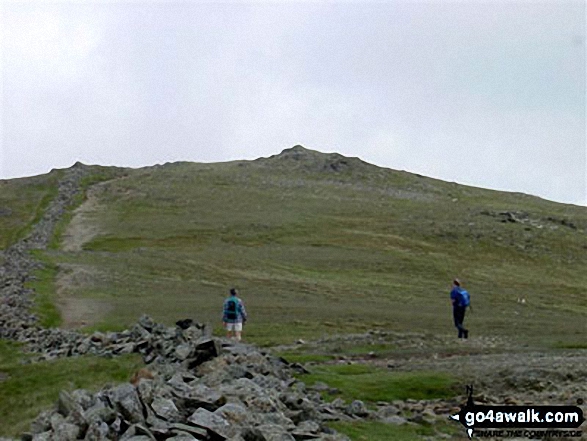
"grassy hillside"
43,146,587,346
0,171,62,249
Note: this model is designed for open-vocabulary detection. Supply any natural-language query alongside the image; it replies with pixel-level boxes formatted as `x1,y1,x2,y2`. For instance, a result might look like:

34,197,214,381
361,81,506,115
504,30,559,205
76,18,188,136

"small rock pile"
17,330,356,441
8,312,213,364
480,210,584,232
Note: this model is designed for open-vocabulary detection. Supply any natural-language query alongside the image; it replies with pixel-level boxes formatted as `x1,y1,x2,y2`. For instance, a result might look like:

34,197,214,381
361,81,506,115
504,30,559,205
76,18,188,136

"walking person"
450,279,470,339
222,288,247,341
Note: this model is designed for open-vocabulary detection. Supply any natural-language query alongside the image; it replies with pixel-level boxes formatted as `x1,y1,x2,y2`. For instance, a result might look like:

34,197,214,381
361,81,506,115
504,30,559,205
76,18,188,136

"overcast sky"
1,1,585,205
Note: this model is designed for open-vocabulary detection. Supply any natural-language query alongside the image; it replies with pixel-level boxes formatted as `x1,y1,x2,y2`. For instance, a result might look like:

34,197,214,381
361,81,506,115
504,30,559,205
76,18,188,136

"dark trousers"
453,305,468,338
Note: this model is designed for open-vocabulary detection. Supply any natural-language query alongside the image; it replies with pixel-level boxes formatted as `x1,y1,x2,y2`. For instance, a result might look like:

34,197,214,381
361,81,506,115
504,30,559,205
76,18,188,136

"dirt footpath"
55,263,113,329
61,184,103,252
57,183,115,329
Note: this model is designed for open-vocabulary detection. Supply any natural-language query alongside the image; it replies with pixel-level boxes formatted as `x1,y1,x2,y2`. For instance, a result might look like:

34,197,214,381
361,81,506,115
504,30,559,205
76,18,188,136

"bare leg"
235,331,242,342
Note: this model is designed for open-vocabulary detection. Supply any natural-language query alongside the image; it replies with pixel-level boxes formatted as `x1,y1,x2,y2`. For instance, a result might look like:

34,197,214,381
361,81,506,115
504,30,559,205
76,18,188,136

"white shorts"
225,322,242,332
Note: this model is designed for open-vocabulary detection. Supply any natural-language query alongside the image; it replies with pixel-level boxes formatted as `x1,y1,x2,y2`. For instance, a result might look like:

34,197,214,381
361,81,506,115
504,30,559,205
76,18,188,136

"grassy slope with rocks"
0,171,62,249
0,165,140,438
2,147,587,440
0,340,143,437
49,146,587,346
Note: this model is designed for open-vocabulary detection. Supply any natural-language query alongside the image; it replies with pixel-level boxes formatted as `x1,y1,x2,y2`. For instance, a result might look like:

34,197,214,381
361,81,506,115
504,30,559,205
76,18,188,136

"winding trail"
61,184,103,252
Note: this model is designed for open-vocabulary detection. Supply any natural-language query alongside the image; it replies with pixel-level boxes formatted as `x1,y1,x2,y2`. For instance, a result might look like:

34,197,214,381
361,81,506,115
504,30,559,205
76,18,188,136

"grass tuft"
299,364,459,403
26,254,62,328
329,420,459,441
0,340,144,437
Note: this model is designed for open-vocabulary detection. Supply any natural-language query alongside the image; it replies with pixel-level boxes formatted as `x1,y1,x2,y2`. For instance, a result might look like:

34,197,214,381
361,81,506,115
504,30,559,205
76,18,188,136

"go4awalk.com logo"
450,386,585,439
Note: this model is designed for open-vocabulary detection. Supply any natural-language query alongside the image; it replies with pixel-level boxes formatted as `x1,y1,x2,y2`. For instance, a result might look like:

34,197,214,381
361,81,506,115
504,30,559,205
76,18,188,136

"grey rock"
170,423,208,438
256,424,296,441
138,315,155,331
84,402,117,425
71,389,95,410
180,383,226,411
137,379,155,405
30,410,52,434
240,428,267,441
121,437,153,441
58,390,83,417
294,420,320,434
345,400,369,417
51,422,80,441
50,413,66,431
131,423,157,439
168,373,193,394
151,397,180,421
108,383,145,424
188,407,232,439
83,421,110,440
309,382,329,392
376,405,400,418
214,402,250,425
195,337,219,356
329,398,345,410
381,415,407,425
256,412,295,429
113,342,135,354
175,344,193,361
167,435,199,441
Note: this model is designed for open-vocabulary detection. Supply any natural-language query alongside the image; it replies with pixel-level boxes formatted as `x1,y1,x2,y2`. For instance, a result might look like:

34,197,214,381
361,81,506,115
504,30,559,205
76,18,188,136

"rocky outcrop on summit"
258,146,375,174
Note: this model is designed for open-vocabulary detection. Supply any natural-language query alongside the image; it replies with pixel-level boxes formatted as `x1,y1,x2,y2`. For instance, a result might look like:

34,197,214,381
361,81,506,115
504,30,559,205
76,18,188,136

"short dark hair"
230,288,237,296
453,279,461,286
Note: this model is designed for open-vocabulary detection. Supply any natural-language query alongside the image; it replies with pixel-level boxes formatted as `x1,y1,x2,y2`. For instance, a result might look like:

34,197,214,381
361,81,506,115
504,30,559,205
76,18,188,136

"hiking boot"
463,330,469,339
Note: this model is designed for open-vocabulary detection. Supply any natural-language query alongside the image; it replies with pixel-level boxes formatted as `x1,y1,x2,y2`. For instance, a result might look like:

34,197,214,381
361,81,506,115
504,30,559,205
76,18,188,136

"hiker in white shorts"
222,288,248,341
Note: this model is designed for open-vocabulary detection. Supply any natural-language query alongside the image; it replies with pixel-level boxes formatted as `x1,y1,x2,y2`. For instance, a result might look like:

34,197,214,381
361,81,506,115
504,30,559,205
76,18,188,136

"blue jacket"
450,287,469,308
222,296,247,324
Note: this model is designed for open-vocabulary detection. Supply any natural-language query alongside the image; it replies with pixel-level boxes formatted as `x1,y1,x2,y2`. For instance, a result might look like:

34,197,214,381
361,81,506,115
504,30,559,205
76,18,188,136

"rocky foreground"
9,314,360,441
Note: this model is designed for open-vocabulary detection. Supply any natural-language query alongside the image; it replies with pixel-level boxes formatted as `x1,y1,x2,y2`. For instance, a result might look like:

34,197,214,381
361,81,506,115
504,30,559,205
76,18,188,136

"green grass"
0,340,144,437
26,252,62,328
0,171,61,249
273,341,398,365
3,148,587,438
337,343,396,356
329,421,457,441
275,351,335,364
14,148,587,346
552,342,587,350
299,364,459,403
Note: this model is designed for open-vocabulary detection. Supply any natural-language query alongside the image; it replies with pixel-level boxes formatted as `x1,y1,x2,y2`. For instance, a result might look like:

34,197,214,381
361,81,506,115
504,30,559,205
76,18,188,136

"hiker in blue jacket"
450,279,470,339
222,288,247,341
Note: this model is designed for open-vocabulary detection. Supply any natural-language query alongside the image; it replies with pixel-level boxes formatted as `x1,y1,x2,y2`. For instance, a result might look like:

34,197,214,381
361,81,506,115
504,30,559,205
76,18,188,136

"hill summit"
258,145,375,173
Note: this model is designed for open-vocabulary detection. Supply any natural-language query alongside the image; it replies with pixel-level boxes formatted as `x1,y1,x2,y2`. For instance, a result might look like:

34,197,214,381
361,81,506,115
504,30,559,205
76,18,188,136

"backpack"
459,289,471,307
226,298,239,320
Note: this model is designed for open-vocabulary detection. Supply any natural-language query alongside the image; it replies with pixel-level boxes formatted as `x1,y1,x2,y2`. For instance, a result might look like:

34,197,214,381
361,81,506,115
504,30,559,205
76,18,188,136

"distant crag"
258,145,377,175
